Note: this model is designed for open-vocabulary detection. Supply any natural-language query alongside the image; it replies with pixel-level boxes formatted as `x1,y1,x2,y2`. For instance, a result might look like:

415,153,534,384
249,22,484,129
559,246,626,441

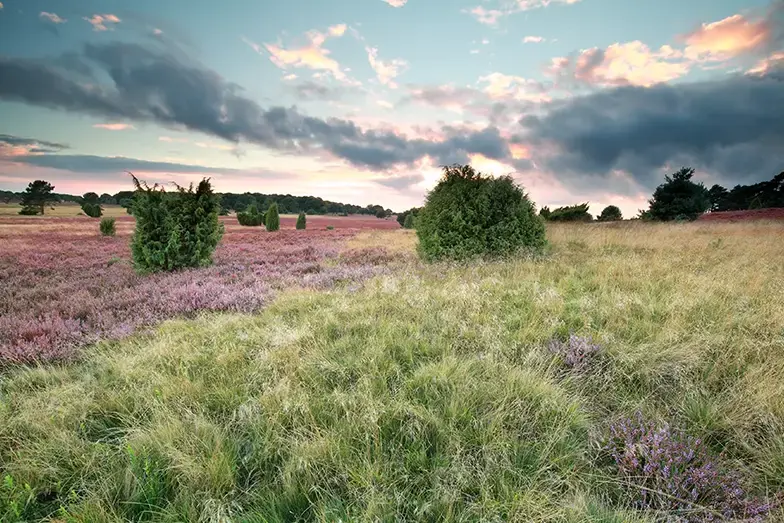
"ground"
1,214,783,522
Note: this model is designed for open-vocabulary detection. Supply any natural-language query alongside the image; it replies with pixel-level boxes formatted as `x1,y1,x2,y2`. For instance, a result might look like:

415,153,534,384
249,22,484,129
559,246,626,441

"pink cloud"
381,0,408,6
523,36,544,43
466,0,580,25
83,14,121,31
550,41,691,87
39,12,66,24
747,51,784,75
366,46,408,88
158,136,189,143
93,123,135,131
246,25,353,83
684,14,770,62
478,72,550,102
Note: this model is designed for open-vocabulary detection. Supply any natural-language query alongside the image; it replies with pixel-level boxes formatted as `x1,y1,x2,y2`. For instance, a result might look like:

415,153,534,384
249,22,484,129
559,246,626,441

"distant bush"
99,217,116,236
81,202,102,218
18,207,39,216
416,164,546,261
546,203,593,222
326,225,334,230
296,212,307,230
403,213,415,229
265,203,280,231
130,175,224,273
237,204,264,226
597,205,622,222
539,206,551,220
606,413,772,521
397,207,421,227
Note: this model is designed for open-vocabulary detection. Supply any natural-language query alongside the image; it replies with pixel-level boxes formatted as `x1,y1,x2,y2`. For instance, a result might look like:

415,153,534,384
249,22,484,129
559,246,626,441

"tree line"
5,185,396,218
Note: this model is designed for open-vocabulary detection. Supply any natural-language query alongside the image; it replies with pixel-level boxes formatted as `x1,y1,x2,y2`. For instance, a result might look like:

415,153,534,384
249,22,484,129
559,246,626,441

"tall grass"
1,220,783,521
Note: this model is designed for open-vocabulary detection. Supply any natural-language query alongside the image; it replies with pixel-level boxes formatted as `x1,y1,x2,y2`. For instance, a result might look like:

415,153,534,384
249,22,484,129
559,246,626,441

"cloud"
292,80,354,101
93,123,135,130
0,3,4,9
365,46,408,87
748,51,784,75
523,36,544,43
381,0,408,6
247,25,352,83
83,14,121,32
684,13,772,62
478,72,550,101
11,154,240,174
40,12,66,24
549,41,690,87
0,42,512,171
159,136,189,143
520,67,784,190
0,134,69,156
374,173,424,190
466,0,580,25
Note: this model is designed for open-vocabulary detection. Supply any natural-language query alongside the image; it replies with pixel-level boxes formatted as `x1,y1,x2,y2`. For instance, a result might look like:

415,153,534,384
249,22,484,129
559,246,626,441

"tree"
397,207,421,227
403,213,415,229
375,208,388,219
647,167,710,221
416,164,546,261
265,202,280,231
19,180,55,215
597,205,623,222
81,192,102,217
708,184,729,212
296,212,307,230
99,193,116,205
130,175,224,273
539,206,551,220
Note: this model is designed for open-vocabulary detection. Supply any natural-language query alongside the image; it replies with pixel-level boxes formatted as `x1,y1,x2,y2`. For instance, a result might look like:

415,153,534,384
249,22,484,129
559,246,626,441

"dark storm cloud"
0,134,69,153
0,42,511,171
520,67,784,189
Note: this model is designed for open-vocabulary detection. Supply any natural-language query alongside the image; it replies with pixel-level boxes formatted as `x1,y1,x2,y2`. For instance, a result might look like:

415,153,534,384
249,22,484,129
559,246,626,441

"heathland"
1,213,783,521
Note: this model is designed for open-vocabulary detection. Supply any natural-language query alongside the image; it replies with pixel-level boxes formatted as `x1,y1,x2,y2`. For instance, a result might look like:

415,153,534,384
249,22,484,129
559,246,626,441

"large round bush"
416,164,546,261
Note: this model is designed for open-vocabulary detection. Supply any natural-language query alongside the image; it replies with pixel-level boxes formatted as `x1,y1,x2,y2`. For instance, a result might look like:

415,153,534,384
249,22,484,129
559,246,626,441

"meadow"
1,215,784,521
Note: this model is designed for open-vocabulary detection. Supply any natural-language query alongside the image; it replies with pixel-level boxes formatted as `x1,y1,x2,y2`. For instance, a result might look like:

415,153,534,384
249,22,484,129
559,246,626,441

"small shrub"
416,164,546,261
18,207,39,216
81,202,102,218
548,334,601,371
237,204,264,226
605,413,773,521
403,213,415,229
99,217,116,236
296,212,307,230
546,203,593,222
265,203,280,231
326,225,334,230
598,205,622,222
130,175,224,273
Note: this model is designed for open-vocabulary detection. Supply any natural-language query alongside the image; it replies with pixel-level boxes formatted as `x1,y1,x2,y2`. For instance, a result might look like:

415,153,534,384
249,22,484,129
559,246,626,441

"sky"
0,0,782,216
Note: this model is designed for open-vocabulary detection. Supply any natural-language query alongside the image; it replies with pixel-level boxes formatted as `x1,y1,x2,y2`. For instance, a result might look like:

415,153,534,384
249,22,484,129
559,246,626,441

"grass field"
1,220,783,521
0,203,131,217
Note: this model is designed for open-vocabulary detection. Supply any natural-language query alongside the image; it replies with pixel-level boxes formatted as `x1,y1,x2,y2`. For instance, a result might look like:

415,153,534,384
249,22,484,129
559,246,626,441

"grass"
0,203,130,217
1,220,783,521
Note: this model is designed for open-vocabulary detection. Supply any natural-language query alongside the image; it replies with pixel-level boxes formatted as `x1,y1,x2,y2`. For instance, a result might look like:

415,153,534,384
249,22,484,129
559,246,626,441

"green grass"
1,221,783,521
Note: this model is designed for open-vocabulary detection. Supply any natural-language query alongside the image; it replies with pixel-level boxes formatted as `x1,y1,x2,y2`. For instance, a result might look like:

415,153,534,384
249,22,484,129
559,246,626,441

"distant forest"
0,189,393,216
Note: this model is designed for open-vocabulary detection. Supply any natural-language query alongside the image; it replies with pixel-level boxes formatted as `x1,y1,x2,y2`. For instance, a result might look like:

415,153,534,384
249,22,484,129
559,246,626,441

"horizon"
1,0,783,218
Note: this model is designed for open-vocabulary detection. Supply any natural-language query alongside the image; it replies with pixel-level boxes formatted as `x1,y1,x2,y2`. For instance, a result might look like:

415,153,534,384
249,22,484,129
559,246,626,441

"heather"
0,217,393,365
1,219,783,521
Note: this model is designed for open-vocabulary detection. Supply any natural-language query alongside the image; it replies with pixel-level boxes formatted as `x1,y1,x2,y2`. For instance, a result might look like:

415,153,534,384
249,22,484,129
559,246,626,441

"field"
0,203,131,217
1,216,784,521
698,208,784,222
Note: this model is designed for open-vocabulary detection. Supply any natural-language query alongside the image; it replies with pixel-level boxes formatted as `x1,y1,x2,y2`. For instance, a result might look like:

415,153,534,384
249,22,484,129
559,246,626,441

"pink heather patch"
0,216,399,365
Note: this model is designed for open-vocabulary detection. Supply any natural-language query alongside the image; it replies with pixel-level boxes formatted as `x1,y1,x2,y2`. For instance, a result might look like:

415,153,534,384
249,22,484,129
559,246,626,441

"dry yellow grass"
0,203,129,217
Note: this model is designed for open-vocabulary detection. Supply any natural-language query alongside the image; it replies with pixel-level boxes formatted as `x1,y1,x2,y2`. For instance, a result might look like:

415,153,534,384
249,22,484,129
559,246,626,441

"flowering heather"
605,412,774,522
548,334,601,371
0,216,396,365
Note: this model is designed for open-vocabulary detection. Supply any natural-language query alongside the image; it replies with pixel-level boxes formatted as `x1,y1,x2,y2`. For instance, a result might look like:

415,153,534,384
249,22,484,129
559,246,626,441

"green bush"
403,213,415,229
130,175,224,273
18,207,39,216
546,203,592,222
237,204,264,226
296,212,307,230
396,207,421,227
265,203,280,232
597,205,622,222
326,225,334,230
646,167,710,221
416,164,546,261
99,217,116,236
81,202,102,218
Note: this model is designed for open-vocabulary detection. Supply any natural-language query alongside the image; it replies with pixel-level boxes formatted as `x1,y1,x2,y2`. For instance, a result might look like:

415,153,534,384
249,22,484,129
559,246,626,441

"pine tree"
265,202,280,231
19,180,55,215
296,212,307,230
